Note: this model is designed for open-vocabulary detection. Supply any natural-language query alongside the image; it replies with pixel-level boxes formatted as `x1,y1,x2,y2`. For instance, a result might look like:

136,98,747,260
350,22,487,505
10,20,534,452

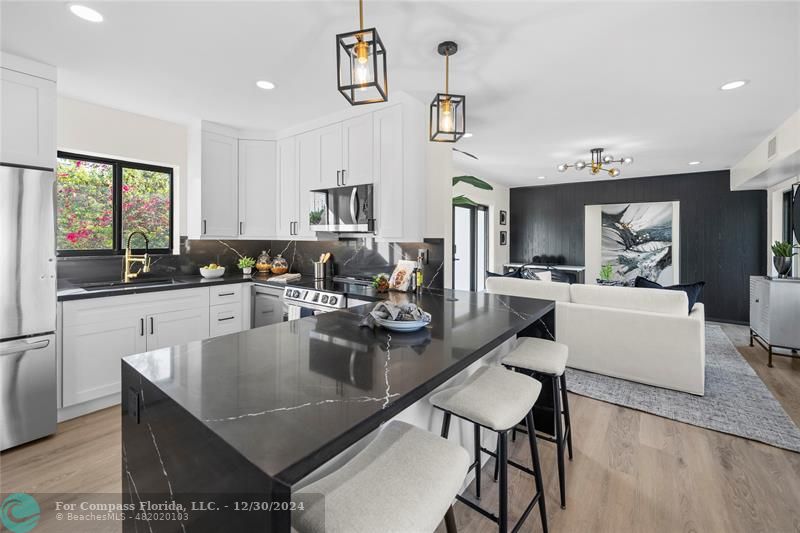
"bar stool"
431,365,548,533
294,420,470,533
502,336,572,509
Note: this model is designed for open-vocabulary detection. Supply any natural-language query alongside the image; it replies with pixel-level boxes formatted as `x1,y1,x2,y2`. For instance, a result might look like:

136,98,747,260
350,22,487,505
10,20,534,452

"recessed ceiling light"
720,80,748,91
256,80,276,90
462,132,473,138
69,4,103,22
537,176,546,180
688,161,702,166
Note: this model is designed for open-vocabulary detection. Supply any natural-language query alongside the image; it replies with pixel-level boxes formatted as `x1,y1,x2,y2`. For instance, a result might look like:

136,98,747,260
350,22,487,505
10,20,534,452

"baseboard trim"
58,394,119,422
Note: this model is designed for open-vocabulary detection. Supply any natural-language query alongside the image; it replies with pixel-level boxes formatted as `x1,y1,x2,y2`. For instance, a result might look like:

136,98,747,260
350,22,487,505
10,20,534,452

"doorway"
453,204,489,291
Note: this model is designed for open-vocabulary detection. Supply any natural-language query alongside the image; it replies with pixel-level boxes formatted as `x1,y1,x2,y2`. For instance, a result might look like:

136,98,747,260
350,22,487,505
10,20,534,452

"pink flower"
122,185,131,192
66,233,79,243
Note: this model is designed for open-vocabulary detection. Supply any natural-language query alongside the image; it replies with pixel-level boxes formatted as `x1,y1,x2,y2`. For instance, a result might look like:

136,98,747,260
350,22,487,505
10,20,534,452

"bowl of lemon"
199,263,226,279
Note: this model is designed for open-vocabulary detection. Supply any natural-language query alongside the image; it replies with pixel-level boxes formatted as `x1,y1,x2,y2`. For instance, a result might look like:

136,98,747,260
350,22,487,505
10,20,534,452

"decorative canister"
256,250,272,273
271,254,289,275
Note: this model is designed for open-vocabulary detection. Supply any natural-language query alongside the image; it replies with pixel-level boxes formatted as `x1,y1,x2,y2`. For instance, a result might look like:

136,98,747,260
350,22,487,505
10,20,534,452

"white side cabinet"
61,288,210,407
276,137,299,238
0,54,57,169
238,139,277,238
200,130,239,237
749,276,800,366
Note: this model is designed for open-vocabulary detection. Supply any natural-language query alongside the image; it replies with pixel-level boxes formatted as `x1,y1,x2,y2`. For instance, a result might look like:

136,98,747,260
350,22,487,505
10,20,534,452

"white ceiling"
2,1,798,187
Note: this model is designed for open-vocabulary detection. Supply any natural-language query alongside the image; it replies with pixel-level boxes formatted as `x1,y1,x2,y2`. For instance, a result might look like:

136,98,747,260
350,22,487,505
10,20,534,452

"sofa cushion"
634,276,705,314
570,283,688,316
485,276,570,302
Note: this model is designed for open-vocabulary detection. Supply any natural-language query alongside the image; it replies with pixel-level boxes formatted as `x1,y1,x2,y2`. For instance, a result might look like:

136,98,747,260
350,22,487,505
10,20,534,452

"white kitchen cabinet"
62,315,147,407
319,123,342,189
61,288,210,408
276,137,299,238
209,302,243,337
341,114,374,186
296,130,321,237
146,307,210,351
201,130,239,237
0,60,56,169
373,106,405,239
238,139,277,238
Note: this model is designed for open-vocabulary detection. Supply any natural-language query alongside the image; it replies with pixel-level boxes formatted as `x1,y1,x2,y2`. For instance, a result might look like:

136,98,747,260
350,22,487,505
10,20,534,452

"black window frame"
56,151,174,257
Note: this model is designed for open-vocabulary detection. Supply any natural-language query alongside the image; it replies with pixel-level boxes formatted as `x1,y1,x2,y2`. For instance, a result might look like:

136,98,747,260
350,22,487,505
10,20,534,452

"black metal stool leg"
560,373,573,461
498,431,508,533
444,504,458,533
493,433,500,482
525,410,548,533
473,423,481,500
441,411,452,439
552,375,566,509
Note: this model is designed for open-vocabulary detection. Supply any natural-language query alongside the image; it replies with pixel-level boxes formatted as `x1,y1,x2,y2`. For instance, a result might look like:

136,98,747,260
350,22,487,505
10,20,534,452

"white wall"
766,175,800,274
57,97,189,246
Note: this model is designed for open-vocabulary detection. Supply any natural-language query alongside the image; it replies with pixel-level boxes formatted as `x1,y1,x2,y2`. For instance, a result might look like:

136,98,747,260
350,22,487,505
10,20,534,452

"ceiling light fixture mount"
430,41,465,143
336,0,388,105
69,4,103,22
557,148,632,178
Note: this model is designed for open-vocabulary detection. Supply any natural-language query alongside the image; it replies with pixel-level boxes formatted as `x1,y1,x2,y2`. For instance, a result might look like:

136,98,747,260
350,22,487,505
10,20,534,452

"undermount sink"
78,278,187,291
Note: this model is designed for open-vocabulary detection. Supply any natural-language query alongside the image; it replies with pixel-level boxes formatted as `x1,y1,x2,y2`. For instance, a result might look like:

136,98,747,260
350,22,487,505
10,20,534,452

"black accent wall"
509,170,767,323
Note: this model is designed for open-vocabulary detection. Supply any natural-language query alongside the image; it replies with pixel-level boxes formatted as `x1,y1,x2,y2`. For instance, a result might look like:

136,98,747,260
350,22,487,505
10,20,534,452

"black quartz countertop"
123,289,554,485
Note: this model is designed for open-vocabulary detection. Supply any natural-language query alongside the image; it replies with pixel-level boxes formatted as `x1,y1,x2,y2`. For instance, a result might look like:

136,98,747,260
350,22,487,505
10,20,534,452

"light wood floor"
3,325,799,533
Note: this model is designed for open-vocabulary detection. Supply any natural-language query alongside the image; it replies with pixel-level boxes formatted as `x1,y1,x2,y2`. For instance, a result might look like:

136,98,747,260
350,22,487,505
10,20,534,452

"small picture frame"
500,231,507,246
499,210,507,225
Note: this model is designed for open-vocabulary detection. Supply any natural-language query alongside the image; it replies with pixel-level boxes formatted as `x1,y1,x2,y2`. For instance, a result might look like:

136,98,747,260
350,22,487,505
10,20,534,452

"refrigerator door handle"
0,338,50,356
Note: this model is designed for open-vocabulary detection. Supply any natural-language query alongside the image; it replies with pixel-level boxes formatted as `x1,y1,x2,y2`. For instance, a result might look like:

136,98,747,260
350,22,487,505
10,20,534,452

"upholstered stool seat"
431,365,548,533
430,366,542,431
502,336,573,510
503,337,568,376
294,421,470,533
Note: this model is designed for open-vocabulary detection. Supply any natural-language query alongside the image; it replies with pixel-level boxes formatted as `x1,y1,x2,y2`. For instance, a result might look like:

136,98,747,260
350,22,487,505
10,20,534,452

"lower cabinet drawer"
210,284,242,306
210,303,243,337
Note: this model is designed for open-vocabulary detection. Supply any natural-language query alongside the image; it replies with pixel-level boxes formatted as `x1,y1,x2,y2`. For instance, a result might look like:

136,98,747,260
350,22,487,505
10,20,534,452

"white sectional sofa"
485,277,705,395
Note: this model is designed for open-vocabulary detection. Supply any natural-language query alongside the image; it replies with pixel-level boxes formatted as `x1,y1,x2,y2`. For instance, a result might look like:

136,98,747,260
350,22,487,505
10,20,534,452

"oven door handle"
350,187,359,223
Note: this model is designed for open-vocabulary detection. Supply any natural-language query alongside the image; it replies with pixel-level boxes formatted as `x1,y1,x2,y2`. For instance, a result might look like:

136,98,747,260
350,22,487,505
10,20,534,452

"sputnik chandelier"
557,148,633,177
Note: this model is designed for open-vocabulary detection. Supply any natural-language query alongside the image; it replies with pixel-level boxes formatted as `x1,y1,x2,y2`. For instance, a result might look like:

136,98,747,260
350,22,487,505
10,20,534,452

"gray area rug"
565,325,800,453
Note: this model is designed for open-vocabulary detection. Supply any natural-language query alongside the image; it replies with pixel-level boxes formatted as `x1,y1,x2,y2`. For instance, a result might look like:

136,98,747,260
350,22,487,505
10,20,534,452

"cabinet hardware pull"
239,221,243,235
202,219,207,235
218,292,234,297
337,170,341,186
341,169,346,185
140,318,144,336
149,317,154,335
218,316,235,321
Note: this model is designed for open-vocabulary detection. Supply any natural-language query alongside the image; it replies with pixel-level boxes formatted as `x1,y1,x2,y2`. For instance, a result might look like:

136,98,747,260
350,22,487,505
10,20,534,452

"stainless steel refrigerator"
0,163,58,450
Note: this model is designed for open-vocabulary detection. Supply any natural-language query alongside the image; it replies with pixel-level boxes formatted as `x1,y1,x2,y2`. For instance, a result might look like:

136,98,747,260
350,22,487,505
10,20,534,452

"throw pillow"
634,276,705,314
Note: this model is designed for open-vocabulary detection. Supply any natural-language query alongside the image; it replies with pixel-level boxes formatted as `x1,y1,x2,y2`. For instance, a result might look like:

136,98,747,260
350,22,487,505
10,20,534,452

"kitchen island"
121,289,554,532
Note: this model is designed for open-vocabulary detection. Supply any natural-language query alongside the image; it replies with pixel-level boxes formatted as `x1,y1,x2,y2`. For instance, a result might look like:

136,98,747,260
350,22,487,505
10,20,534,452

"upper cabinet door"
341,114,374,186
318,123,342,189
0,68,56,169
276,137,298,238
238,140,277,238
296,130,321,237
374,106,404,239
201,131,239,237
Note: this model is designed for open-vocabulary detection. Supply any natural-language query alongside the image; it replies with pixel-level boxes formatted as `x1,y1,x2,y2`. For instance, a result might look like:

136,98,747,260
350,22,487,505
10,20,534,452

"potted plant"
771,241,798,278
598,264,614,284
238,256,256,276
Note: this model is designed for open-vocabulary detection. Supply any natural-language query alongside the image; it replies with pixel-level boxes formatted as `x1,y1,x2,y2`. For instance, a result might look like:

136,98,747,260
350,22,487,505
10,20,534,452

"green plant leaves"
452,195,479,207
453,175,493,190
772,240,798,257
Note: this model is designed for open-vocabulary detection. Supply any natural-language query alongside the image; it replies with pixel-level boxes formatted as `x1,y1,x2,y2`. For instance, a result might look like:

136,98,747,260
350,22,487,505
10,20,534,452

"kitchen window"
56,152,174,256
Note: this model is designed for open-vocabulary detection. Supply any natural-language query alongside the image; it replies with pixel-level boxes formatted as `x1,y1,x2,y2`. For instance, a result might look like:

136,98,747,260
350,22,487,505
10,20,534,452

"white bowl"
374,317,429,332
200,266,225,279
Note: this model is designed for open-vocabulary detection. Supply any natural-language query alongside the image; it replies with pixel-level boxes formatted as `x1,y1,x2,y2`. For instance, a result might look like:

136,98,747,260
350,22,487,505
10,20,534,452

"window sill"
57,253,179,262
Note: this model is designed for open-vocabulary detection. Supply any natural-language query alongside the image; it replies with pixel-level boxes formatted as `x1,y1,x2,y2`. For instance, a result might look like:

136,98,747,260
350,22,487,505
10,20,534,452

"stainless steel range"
283,286,347,318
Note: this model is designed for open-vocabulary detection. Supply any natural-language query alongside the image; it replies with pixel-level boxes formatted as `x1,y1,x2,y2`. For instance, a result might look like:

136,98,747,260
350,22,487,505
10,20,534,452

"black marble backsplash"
57,237,445,289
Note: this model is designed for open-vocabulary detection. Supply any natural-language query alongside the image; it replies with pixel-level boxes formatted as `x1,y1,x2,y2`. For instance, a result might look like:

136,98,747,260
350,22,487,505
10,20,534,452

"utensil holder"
313,262,327,280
